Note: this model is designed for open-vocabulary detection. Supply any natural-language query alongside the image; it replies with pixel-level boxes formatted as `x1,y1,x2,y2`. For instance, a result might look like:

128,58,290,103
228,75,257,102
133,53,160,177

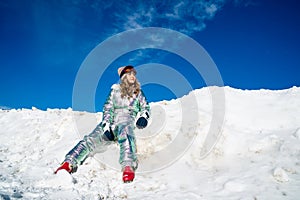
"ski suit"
64,84,150,171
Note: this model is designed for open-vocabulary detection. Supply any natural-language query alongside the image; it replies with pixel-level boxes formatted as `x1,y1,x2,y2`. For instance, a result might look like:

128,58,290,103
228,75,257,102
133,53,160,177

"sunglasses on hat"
119,65,136,78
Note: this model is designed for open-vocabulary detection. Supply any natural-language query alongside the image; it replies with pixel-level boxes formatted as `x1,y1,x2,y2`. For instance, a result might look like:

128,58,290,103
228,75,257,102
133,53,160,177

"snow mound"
0,86,300,199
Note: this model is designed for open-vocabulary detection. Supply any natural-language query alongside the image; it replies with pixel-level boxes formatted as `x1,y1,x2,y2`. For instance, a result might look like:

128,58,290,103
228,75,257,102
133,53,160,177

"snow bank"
0,86,300,199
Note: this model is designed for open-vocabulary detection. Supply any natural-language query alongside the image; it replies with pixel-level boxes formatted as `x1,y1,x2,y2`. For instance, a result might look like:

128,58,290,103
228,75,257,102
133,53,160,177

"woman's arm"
102,89,115,124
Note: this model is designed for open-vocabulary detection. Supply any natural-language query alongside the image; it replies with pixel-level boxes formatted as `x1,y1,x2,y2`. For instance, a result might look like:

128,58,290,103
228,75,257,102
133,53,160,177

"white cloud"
111,0,226,35
91,0,228,66
122,7,155,30
26,0,228,65
205,3,218,18
29,0,227,43
165,1,185,19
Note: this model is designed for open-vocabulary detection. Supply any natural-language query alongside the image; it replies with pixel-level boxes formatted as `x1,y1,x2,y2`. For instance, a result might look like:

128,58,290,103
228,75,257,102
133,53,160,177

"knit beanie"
118,65,136,79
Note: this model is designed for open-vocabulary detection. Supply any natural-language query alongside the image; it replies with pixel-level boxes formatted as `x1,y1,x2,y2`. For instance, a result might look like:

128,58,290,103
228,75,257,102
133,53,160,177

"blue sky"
0,0,299,112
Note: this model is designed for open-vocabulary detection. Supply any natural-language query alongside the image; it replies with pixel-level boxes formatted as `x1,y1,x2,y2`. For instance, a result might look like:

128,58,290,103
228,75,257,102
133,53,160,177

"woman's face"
125,71,136,84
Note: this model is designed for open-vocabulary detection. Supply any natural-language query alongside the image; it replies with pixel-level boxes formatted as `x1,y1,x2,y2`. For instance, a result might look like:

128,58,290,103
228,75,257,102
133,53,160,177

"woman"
55,65,150,183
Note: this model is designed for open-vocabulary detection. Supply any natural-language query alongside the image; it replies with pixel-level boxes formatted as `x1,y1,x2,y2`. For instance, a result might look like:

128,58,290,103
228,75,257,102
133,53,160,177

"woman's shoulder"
111,84,120,91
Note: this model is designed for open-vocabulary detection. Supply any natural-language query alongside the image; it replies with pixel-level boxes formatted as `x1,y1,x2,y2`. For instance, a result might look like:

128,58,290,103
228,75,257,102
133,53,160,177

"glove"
102,122,114,141
136,111,150,129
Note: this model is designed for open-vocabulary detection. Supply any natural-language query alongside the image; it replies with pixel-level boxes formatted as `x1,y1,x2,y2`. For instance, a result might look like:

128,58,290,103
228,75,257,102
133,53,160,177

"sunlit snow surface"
0,86,300,199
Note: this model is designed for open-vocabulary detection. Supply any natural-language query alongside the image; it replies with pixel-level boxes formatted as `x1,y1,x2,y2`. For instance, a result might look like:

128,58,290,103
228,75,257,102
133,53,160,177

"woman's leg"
117,124,138,171
63,123,113,172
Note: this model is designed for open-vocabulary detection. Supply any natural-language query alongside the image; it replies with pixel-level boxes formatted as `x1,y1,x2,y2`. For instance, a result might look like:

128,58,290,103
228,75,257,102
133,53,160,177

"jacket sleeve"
102,89,115,124
138,90,150,116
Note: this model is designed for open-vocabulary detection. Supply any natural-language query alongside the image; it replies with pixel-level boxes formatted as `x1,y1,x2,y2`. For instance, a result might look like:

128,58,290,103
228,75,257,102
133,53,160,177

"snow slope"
0,86,300,200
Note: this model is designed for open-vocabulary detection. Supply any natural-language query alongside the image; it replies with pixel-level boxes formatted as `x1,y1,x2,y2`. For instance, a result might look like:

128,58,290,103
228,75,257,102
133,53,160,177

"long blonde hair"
120,74,141,99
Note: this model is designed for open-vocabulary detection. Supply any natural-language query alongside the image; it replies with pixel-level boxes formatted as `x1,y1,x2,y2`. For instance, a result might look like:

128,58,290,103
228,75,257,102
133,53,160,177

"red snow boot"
122,166,135,183
54,162,73,174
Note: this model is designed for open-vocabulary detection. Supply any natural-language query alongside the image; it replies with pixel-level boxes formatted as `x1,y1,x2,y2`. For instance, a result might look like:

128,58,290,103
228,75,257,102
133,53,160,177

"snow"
1,86,300,199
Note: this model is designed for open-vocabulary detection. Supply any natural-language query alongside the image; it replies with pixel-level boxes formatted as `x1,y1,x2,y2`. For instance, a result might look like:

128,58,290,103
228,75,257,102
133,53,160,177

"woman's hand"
136,111,150,129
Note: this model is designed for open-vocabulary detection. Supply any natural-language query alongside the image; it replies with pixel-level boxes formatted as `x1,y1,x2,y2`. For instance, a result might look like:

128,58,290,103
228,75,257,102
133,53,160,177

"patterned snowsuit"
64,84,150,171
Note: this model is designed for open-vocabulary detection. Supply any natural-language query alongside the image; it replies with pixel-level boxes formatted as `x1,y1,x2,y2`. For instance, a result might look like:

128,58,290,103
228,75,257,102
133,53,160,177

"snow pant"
64,122,138,171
